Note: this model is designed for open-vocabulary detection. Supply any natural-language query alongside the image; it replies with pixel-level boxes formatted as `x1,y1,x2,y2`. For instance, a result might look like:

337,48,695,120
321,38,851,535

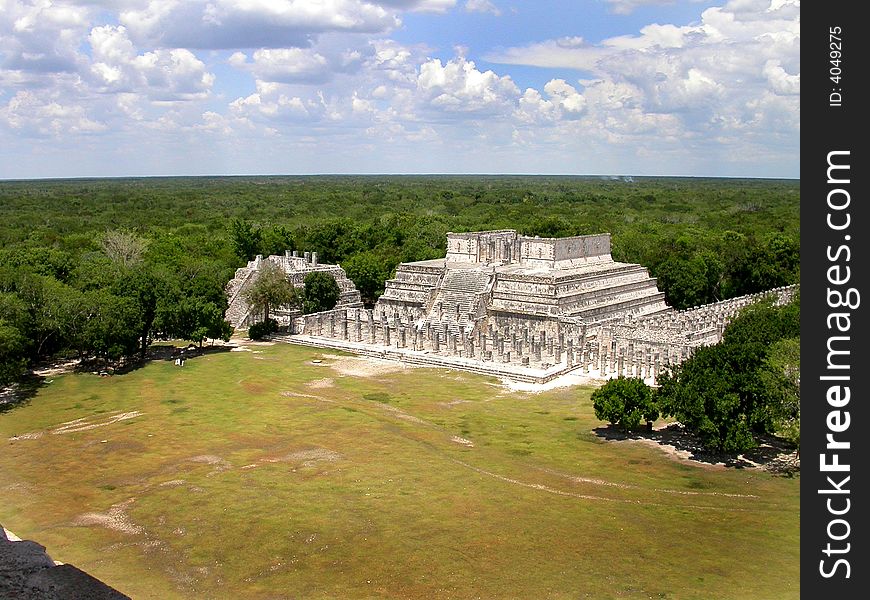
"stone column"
341,316,348,340
566,339,574,368
399,327,406,348
617,348,625,377
433,332,440,352
328,312,336,337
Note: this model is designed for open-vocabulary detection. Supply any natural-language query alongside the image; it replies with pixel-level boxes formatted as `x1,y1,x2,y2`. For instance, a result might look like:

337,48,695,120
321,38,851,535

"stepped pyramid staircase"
422,267,495,338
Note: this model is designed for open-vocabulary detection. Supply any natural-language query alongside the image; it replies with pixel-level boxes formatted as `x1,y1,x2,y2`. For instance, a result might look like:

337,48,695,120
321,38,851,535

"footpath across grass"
0,342,799,599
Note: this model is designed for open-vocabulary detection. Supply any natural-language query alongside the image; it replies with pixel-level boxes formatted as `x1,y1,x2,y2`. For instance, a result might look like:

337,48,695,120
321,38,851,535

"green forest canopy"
0,176,799,382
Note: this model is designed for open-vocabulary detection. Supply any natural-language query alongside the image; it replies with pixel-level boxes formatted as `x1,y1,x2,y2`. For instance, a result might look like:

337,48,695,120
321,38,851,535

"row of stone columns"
298,308,704,384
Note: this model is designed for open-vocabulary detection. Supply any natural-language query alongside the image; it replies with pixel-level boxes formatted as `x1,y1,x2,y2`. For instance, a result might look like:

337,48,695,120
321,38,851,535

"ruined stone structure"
241,230,796,384
225,251,363,328
1,525,129,599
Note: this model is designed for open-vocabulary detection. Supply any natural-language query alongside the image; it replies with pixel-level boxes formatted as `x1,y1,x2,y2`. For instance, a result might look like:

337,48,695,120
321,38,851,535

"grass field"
0,341,799,599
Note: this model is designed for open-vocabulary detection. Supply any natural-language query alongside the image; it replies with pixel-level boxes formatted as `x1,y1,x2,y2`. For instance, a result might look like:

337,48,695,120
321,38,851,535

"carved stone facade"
243,230,797,384
225,251,363,328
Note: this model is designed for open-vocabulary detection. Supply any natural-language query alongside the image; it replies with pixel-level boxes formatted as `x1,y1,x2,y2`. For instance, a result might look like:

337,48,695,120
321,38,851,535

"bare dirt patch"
439,399,470,407
320,354,418,378
306,378,334,389
74,498,144,535
280,390,334,403
159,479,186,487
32,358,83,378
241,381,267,395
260,448,343,469
501,372,602,393
187,455,233,476
8,411,144,441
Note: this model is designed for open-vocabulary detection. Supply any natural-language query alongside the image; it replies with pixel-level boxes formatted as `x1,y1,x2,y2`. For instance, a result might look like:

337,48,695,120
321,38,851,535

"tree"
0,321,27,386
243,261,298,322
79,291,142,361
101,229,148,269
165,297,233,348
656,297,800,453
656,345,762,453
300,271,341,314
591,377,659,431
760,337,800,447
112,266,162,360
654,251,722,309
343,252,390,307
229,219,262,263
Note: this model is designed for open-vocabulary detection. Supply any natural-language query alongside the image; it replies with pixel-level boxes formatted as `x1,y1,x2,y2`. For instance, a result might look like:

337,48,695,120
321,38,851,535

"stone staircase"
224,262,259,327
423,267,494,337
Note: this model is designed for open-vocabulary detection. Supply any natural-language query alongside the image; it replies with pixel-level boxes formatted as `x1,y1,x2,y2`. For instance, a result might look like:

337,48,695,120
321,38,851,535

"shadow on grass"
593,423,799,476
0,375,45,414
1,344,237,411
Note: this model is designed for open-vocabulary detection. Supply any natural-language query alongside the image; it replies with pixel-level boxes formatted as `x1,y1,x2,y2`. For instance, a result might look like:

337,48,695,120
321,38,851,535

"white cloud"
0,89,107,136
605,1,675,15
230,48,331,84
119,0,401,49
377,0,457,12
465,0,501,16
0,0,799,178
417,57,519,114
89,25,214,100
488,0,799,150
0,0,92,73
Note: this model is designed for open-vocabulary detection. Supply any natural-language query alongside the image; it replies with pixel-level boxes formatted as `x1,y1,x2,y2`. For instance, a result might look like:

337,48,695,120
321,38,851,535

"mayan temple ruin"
225,250,363,328
229,230,796,384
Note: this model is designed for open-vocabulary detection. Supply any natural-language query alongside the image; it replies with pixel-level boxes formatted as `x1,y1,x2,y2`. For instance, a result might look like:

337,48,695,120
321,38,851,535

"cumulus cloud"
0,0,91,73
417,56,519,114
0,0,799,177
88,25,214,100
229,48,331,84
488,0,799,143
0,89,107,136
119,0,400,49
465,0,501,15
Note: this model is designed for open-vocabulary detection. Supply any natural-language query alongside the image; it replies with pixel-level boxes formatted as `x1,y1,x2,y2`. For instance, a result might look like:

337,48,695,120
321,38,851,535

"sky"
0,0,800,179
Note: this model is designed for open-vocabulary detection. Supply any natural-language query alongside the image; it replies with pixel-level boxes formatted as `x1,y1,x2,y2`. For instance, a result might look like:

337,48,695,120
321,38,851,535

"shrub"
591,377,659,431
248,318,278,340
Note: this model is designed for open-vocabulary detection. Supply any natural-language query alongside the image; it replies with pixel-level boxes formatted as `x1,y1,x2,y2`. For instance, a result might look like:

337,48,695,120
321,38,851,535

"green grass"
0,343,799,599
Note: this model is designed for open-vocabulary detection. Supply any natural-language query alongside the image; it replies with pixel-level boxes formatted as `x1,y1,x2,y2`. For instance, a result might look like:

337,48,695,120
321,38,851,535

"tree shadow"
593,423,799,475
0,375,46,414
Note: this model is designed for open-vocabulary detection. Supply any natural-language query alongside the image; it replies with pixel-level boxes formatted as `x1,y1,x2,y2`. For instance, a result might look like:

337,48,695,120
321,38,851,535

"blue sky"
0,0,800,179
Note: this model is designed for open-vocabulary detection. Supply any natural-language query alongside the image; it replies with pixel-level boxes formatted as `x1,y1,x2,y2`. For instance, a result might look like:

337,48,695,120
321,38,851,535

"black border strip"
802,2,867,596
